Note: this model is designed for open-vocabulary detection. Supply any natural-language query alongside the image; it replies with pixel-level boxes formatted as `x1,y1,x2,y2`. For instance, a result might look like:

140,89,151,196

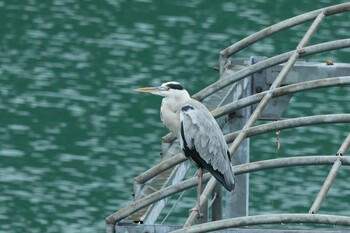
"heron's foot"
189,206,203,218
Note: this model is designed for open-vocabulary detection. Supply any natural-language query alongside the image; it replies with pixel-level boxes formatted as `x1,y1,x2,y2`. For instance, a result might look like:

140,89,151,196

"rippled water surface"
1,1,350,232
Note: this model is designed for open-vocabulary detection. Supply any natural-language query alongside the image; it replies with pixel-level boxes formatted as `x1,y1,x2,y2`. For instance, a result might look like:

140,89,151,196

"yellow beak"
134,87,160,93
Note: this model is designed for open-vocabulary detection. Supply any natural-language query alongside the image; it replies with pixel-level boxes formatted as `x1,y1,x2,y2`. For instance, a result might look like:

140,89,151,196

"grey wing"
180,100,235,191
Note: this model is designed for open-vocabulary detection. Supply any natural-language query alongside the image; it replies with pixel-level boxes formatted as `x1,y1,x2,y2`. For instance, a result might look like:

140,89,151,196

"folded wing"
180,99,235,191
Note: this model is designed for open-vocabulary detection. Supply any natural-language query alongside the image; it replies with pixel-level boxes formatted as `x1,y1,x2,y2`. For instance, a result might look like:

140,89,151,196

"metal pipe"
218,3,350,74
228,10,325,156
234,155,350,174
164,75,350,143
184,97,348,227
337,133,350,156
134,153,186,184
324,2,350,15
309,133,350,214
106,175,204,231
106,156,350,232
225,114,350,143
170,214,350,233
220,3,350,57
161,189,187,224
296,11,325,50
211,184,222,221
140,114,350,186
309,158,342,214
194,39,350,102
212,76,350,118
219,7,317,74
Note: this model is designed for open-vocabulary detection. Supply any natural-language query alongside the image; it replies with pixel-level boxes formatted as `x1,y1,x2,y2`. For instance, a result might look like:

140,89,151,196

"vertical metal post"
225,108,250,218
211,183,222,221
225,67,252,218
197,181,208,224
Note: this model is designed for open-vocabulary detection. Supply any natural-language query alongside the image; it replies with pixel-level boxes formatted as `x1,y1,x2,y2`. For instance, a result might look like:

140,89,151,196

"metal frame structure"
106,3,350,233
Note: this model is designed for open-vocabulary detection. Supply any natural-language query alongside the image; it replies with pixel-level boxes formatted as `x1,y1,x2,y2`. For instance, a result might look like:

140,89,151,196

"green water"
1,1,350,232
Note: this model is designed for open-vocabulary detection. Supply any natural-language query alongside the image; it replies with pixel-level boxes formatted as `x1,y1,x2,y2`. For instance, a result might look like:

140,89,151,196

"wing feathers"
180,100,235,191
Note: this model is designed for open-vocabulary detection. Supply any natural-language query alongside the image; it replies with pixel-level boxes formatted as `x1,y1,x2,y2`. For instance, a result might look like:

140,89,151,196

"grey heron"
135,81,235,214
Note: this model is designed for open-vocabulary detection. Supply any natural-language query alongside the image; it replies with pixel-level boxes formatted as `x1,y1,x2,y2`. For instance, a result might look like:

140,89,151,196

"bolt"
255,87,263,93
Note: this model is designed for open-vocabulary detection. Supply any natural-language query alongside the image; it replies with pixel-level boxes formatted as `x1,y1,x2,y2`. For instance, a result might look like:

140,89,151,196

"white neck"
160,90,191,136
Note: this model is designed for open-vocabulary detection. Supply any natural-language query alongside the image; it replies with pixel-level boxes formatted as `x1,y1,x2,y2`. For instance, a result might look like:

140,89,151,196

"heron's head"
135,81,189,99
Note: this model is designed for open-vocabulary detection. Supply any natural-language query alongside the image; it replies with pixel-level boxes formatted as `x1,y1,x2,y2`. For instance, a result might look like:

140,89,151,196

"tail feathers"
224,165,235,191
210,165,235,192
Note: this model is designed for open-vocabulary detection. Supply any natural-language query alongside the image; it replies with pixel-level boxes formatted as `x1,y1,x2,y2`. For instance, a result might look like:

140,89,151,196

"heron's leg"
190,168,203,218
197,167,202,209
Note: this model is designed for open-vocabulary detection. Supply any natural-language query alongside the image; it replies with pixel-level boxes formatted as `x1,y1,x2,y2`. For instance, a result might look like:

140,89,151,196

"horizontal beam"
117,223,348,233
134,153,186,184
212,76,350,118
225,114,350,142
233,155,350,175
170,214,350,233
266,63,350,85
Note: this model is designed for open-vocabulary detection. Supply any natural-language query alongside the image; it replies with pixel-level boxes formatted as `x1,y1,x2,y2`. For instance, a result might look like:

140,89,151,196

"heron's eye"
165,86,170,91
